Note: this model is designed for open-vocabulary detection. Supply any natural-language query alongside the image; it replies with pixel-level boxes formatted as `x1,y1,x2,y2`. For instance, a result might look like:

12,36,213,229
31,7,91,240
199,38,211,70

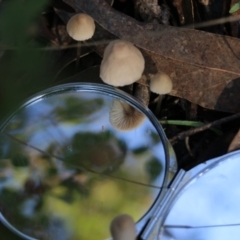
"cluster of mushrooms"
66,13,172,239
66,13,173,133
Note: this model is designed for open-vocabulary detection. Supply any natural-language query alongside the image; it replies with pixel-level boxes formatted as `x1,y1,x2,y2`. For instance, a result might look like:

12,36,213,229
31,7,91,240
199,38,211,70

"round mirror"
0,83,176,240
159,151,240,240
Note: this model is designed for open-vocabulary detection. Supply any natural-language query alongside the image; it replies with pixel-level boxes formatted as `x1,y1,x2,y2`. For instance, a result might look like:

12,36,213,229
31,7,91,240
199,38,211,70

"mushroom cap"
149,72,173,94
109,99,145,131
100,40,145,86
66,13,95,41
110,214,136,240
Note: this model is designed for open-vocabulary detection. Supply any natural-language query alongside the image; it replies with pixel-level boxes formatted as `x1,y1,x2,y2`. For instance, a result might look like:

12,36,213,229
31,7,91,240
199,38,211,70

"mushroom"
149,72,173,114
66,13,95,41
110,214,137,240
66,13,95,69
109,99,145,131
100,40,145,87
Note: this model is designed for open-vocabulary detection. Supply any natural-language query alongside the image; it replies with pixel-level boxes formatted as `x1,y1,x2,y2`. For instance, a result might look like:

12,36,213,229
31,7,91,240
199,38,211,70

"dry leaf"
62,0,240,113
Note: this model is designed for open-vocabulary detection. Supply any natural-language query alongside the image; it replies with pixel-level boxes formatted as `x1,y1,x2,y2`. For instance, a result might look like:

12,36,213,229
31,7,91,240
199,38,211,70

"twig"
185,137,194,157
1,14,240,51
169,112,240,144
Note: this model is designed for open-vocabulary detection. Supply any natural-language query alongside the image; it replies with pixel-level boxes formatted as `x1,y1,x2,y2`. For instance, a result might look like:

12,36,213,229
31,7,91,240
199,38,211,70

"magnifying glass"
1,82,239,240
0,83,177,240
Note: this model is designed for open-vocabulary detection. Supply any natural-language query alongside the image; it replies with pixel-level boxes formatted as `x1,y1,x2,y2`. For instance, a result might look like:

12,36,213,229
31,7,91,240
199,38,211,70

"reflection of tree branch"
3,133,162,189
5,132,53,157
38,111,69,146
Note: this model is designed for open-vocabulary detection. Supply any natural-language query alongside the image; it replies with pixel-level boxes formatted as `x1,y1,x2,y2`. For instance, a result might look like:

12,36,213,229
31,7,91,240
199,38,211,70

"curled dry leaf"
62,0,240,113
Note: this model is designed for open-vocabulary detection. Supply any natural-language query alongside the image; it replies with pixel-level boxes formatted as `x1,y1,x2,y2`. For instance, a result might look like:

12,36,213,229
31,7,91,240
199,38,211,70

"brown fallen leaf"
61,0,240,113
228,128,240,152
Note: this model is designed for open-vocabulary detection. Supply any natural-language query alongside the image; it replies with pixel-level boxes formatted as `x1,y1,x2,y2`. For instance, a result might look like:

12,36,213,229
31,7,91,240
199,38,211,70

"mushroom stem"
75,41,81,72
133,75,150,106
155,94,164,115
66,13,95,72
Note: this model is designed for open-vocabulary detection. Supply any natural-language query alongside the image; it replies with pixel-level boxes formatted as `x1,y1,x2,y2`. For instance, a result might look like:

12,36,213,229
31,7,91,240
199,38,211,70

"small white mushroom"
100,40,145,87
66,13,95,70
149,72,173,114
109,99,146,131
66,13,95,41
149,72,173,95
110,214,137,240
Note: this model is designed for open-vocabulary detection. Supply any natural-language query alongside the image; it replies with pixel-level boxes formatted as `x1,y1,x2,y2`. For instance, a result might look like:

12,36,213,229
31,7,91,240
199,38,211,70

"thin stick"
3,133,162,189
164,223,240,229
1,15,240,51
155,95,163,115
169,112,240,144
75,41,81,72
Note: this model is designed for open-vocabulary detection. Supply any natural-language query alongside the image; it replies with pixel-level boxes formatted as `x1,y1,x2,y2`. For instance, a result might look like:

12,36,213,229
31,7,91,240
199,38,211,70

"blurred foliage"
229,2,240,13
0,0,54,119
1,188,32,227
150,131,161,144
4,111,27,133
0,124,161,239
64,130,127,173
0,135,30,167
145,157,163,182
11,153,29,167
132,146,148,155
0,0,48,46
53,96,104,123
0,89,165,239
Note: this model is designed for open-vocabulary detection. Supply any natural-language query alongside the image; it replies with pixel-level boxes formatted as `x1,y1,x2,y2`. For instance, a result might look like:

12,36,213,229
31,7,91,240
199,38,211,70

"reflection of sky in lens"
161,151,240,240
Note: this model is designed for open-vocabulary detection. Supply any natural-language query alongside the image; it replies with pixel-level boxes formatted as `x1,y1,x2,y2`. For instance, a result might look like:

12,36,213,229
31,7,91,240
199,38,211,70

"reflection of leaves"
1,189,50,235
53,189,76,204
64,131,126,173
47,167,58,176
0,136,29,167
1,189,27,225
59,178,90,202
35,197,44,211
11,154,29,167
5,111,27,133
132,146,148,155
54,96,104,123
24,179,47,195
145,157,163,182
150,132,161,145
